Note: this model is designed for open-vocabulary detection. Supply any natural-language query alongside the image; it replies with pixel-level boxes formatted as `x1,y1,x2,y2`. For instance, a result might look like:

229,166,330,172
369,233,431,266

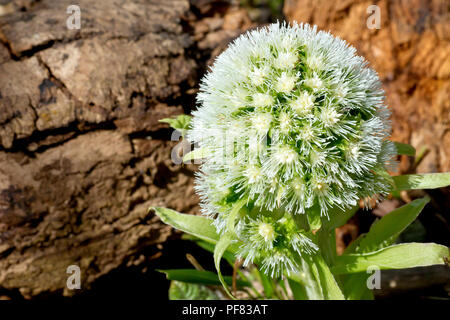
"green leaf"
158,269,248,287
214,233,236,299
169,281,220,300
183,147,210,162
311,254,345,300
317,228,337,266
333,243,449,275
257,270,275,298
287,277,308,300
288,268,323,300
341,199,429,300
343,234,365,254
393,173,450,190
159,114,192,137
360,288,374,300
151,207,219,243
342,274,373,300
289,253,344,300
393,142,416,156
358,197,430,252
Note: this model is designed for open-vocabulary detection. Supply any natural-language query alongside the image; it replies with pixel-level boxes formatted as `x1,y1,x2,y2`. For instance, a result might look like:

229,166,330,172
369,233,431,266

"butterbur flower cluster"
188,22,396,276
235,210,318,276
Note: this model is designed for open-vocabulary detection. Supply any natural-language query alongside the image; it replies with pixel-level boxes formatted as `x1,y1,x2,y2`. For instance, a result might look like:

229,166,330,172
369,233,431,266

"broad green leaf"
159,114,192,137
288,269,323,300
360,288,374,300
317,228,337,266
341,249,373,299
214,233,236,299
169,281,220,300
257,270,275,298
158,269,248,287
344,234,365,254
287,277,308,300
151,207,218,243
342,274,373,300
358,197,430,252
393,142,416,156
311,254,345,300
342,199,429,300
153,207,241,254
393,173,450,190
333,243,449,275
183,147,210,162
289,253,345,300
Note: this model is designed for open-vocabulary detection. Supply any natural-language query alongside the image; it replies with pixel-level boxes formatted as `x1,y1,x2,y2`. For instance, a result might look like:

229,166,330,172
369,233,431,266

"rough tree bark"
0,0,252,298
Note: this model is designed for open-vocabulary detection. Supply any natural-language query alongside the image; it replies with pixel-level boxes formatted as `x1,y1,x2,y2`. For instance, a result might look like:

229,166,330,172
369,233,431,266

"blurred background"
0,0,448,300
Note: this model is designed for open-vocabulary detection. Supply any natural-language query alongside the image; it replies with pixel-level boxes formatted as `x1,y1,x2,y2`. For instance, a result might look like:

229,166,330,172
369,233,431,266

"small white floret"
275,72,297,94
252,113,272,134
274,51,298,69
258,222,276,242
304,74,323,91
291,91,315,115
253,92,274,108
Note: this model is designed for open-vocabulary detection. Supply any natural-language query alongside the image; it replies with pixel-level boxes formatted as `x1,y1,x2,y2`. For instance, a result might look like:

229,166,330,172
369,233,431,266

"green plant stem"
277,278,289,299
316,227,345,294
317,228,337,266
289,253,324,299
272,282,285,300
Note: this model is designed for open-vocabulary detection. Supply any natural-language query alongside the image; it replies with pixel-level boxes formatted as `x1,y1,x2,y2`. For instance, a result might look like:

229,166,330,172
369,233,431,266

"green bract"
188,22,397,277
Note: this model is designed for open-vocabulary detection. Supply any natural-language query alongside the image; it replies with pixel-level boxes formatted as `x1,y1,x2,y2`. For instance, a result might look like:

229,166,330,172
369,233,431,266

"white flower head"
299,123,315,141
312,178,329,196
321,107,341,127
274,51,298,69
347,143,360,160
230,87,249,108
273,145,297,164
252,112,272,134
189,22,396,277
304,73,324,91
306,53,324,71
258,222,275,242
291,178,305,195
291,91,315,115
252,92,273,108
244,165,262,183
335,83,348,99
250,66,270,86
275,72,297,94
278,111,292,133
